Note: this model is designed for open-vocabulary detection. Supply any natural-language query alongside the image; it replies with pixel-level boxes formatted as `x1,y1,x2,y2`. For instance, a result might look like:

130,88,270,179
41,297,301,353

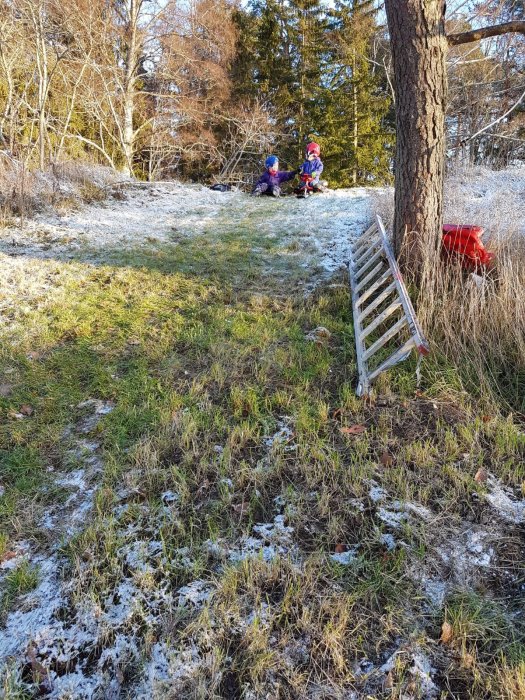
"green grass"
1,218,524,697
1,561,39,618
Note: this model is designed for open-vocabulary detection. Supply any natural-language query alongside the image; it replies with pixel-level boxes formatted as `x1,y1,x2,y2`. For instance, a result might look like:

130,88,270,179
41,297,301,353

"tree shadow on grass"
0,225,325,297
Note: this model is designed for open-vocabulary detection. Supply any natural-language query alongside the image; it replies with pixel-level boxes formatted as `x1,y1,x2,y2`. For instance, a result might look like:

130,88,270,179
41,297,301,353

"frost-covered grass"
0,159,122,226
1,181,524,699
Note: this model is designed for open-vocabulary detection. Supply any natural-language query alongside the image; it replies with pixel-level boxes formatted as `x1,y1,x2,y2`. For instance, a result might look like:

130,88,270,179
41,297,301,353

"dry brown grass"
418,237,525,409
373,165,525,410
0,156,120,221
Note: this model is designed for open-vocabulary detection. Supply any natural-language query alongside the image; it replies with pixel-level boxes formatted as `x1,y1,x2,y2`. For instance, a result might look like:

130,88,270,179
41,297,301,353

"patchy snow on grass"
0,554,64,659
0,399,116,683
368,482,388,503
364,477,510,607
206,514,297,566
437,526,495,574
379,644,439,699
134,642,209,699
232,515,295,563
444,164,525,242
367,480,433,530
485,474,525,524
263,418,295,450
330,547,358,565
2,174,523,698
0,183,374,283
177,580,214,608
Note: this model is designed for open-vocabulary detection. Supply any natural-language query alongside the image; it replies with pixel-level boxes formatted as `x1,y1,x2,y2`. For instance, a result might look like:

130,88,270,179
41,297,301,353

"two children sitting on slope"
252,142,325,198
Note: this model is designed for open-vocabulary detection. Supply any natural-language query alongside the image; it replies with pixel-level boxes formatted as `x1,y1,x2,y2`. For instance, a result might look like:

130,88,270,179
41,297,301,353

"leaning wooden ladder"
348,215,430,396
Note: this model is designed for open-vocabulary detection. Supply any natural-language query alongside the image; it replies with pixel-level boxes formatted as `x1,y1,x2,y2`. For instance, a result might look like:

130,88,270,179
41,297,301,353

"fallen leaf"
463,652,476,669
233,501,250,515
383,671,394,690
440,620,453,644
332,408,342,419
20,404,34,416
474,468,488,484
27,643,52,691
380,451,394,467
196,478,210,498
481,415,492,423
26,350,41,361
1,550,17,564
340,424,367,435
334,543,347,553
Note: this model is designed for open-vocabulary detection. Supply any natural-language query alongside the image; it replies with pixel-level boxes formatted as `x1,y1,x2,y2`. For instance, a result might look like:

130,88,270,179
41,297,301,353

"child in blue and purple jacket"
252,156,298,197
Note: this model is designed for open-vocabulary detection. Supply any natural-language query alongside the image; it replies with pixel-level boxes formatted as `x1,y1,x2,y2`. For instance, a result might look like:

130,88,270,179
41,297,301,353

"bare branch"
448,21,525,46
459,87,525,146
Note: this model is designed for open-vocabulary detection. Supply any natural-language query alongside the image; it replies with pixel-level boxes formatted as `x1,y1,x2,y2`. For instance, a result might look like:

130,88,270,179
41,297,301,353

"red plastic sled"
442,224,495,270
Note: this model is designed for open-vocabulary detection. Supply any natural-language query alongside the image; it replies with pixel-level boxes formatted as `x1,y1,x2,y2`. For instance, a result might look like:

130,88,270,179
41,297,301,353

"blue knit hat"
265,155,278,169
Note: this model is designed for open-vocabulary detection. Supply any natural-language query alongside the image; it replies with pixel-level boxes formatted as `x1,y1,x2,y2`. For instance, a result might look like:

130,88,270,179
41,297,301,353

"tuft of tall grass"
417,238,525,410
373,165,525,410
0,155,120,222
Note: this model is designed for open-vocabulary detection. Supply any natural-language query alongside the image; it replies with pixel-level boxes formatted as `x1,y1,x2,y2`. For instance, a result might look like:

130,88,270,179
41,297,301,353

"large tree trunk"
352,50,358,186
384,0,448,275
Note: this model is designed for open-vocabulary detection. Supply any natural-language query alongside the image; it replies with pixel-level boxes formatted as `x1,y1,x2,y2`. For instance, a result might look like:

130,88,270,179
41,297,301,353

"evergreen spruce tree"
252,0,296,117
289,0,328,158
232,0,327,168
321,0,393,186
229,0,394,185
230,8,259,101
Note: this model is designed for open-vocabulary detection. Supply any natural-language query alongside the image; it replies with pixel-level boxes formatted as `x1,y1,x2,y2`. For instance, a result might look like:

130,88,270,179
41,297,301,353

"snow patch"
206,514,296,564
368,482,388,502
379,533,397,551
177,580,214,607
330,547,358,565
0,183,375,285
380,645,439,699
263,418,295,451
485,475,525,524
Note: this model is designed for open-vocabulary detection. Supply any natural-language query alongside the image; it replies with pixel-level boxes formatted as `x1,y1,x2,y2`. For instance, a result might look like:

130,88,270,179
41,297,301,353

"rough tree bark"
384,4,524,276
384,0,448,273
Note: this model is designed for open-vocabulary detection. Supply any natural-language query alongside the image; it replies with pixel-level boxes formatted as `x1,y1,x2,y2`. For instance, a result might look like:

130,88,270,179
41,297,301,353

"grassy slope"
1,200,524,699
